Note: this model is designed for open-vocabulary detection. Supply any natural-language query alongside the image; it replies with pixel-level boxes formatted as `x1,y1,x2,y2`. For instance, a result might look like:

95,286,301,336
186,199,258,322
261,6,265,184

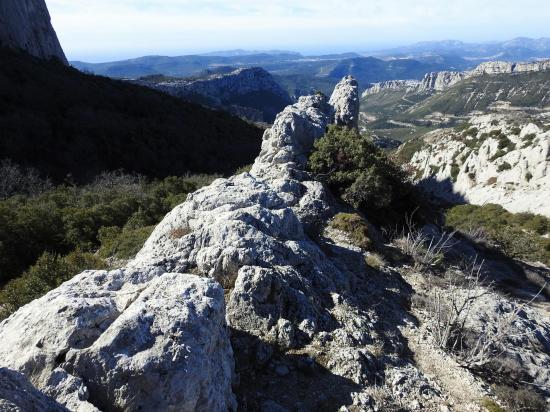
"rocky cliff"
137,67,292,123
1,76,548,411
404,113,550,217
363,58,550,97
0,0,67,64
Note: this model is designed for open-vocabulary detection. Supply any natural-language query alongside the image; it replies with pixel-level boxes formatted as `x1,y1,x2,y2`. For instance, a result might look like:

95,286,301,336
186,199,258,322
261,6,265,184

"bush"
0,250,106,319
445,204,550,265
98,225,155,260
497,162,512,172
493,385,546,412
329,213,374,251
309,126,419,226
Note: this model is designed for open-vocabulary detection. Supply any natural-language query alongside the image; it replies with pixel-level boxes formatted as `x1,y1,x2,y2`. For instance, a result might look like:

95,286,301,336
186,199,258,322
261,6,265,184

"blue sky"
46,0,550,62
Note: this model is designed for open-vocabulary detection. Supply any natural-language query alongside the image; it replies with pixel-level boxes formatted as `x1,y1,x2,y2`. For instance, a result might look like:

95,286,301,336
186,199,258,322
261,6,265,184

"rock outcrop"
0,0,67,64
404,113,550,217
329,75,360,129
137,67,291,123
0,269,235,411
416,71,468,92
0,368,69,411
362,58,550,97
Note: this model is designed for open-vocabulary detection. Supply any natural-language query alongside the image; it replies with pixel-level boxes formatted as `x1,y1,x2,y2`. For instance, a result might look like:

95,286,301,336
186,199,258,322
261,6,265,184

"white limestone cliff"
362,58,550,98
406,113,550,217
0,0,67,64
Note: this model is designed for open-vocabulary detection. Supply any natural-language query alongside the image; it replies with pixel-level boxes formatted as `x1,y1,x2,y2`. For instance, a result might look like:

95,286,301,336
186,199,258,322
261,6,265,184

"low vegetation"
0,169,218,320
329,213,374,251
445,204,550,265
309,125,422,226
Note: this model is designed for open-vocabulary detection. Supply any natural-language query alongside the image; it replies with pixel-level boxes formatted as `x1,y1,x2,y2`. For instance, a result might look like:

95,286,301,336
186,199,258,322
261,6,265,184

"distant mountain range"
368,37,550,62
71,52,471,99
71,37,550,99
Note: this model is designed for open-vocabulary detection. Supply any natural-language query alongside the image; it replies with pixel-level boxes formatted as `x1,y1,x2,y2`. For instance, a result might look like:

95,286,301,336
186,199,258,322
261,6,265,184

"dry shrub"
169,226,191,239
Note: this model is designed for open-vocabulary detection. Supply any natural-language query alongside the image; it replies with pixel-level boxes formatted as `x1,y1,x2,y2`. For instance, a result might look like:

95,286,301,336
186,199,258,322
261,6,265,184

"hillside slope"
407,70,550,119
400,112,550,217
0,48,263,181
136,67,292,123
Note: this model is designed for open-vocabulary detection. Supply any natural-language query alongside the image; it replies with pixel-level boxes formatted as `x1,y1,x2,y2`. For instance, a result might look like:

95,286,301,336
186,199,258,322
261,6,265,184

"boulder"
0,368,68,412
0,269,235,411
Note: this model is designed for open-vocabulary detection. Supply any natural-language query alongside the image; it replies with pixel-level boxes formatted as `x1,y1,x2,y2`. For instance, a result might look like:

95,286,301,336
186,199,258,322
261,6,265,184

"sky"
46,0,550,62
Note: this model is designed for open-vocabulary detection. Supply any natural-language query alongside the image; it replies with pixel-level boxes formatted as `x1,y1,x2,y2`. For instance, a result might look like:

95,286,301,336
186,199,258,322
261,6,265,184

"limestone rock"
417,71,467,92
405,113,550,217
0,368,68,412
0,0,67,64
0,269,235,411
330,75,360,129
362,58,550,97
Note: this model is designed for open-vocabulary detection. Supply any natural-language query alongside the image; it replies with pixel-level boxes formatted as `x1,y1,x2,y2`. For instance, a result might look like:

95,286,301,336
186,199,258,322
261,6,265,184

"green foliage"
481,398,507,412
525,172,533,182
0,250,106,319
463,127,478,137
0,173,217,284
330,213,374,251
497,162,512,172
493,385,546,412
98,226,155,260
450,163,461,182
309,126,419,225
445,204,550,264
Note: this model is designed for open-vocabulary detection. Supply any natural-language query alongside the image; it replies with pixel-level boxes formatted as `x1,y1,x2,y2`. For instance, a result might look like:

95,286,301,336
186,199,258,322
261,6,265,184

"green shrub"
463,127,478,137
525,172,533,182
481,398,507,412
98,226,155,260
445,204,550,264
450,163,461,182
497,162,512,172
0,250,106,320
0,174,215,285
309,126,419,225
493,385,546,412
330,213,374,251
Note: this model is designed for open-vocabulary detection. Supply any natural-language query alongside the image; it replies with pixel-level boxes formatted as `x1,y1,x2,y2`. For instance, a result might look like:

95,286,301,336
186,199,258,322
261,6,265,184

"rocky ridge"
405,113,550,217
137,67,292,123
0,0,67,64
362,58,550,97
1,76,549,411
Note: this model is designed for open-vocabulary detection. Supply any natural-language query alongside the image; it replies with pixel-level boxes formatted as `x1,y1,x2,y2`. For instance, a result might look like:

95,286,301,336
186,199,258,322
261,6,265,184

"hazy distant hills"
71,52,471,98
368,37,550,62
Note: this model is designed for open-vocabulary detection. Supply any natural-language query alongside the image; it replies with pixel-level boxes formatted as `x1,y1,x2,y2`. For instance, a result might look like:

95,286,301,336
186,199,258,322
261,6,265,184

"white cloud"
45,0,550,61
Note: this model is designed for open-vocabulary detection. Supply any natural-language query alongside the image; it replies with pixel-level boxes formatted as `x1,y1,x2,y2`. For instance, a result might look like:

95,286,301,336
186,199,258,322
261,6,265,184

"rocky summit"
137,67,292,123
0,0,67,64
1,76,549,412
